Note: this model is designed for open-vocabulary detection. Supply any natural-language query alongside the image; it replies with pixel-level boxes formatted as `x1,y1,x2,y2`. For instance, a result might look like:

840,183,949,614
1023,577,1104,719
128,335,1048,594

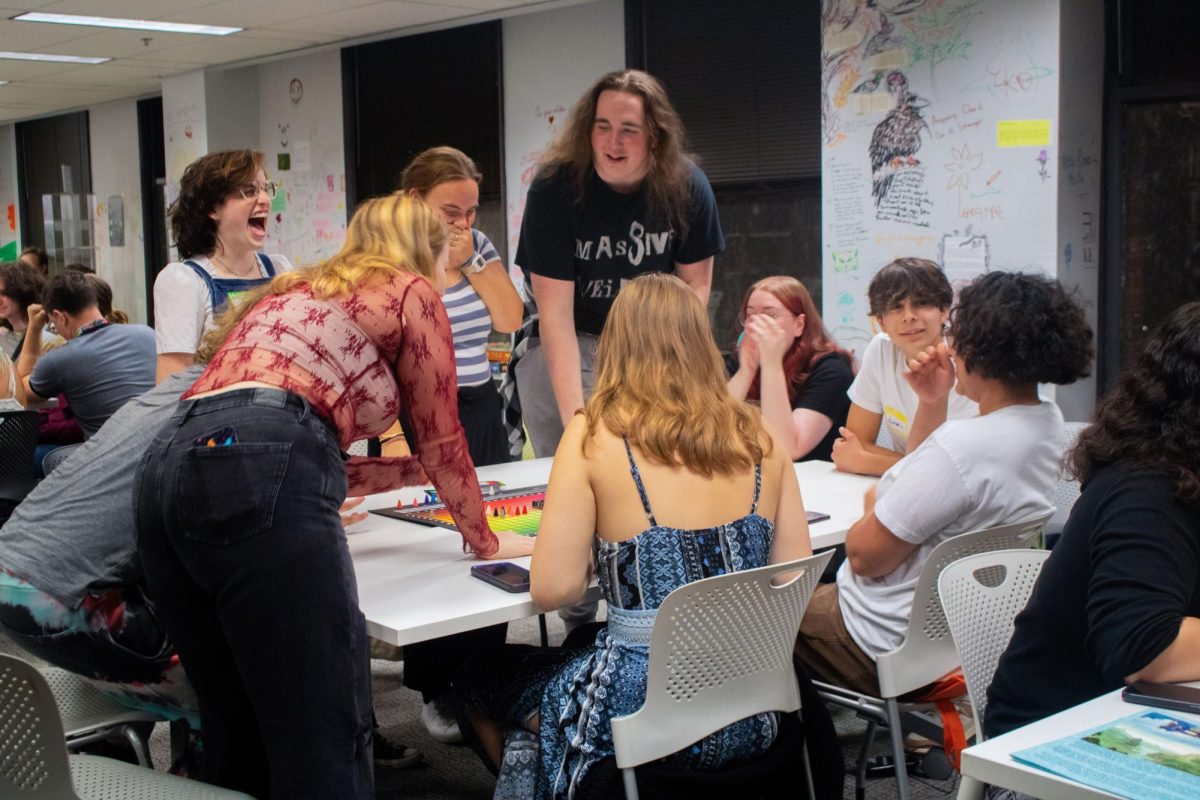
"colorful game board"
371,484,546,536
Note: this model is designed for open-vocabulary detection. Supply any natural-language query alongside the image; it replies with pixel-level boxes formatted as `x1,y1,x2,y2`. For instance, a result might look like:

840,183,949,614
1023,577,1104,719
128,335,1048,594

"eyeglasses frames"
236,181,277,200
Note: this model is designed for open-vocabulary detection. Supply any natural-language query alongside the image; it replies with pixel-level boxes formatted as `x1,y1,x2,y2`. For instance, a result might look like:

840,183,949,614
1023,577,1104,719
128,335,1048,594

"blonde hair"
198,194,447,362
584,273,768,476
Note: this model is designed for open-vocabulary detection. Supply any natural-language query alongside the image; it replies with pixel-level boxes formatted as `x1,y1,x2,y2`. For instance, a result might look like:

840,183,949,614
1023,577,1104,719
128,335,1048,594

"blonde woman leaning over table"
456,273,815,799
135,194,533,800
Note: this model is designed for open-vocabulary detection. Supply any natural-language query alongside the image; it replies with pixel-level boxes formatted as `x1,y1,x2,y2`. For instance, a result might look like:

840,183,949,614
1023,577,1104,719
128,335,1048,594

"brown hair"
867,257,954,318
168,149,265,259
198,194,447,363
399,146,482,194
0,261,48,327
585,273,769,477
87,275,128,323
538,70,694,234
737,276,853,403
20,246,48,272
42,270,99,316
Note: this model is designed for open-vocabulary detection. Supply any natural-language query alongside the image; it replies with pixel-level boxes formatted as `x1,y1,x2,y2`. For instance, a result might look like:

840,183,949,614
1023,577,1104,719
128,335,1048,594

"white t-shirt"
847,332,978,452
836,400,1063,658
153,253,294,355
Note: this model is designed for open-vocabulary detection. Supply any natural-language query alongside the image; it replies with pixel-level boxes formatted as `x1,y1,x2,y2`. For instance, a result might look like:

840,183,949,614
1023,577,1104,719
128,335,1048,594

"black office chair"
0,409,39,503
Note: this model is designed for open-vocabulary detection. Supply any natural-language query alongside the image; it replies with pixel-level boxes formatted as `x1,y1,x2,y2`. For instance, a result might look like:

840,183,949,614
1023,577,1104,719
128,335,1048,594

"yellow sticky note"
996,119,1052,148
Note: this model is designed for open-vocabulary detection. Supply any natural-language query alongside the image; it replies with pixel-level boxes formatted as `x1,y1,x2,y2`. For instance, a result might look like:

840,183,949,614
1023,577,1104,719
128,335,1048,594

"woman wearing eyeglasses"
153,149,293,381
726,276,854,462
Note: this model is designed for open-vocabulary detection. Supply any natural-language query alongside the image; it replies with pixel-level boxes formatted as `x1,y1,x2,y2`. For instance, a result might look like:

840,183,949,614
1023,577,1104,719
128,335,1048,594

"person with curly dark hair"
153,149,293,382
796,271,1093,695
986,301,1200,743
0,260,49,359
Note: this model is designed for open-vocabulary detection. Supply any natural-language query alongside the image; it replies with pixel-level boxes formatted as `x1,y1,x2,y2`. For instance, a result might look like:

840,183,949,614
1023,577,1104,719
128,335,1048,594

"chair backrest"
875,513,1049,699
610,550,833,769
1048,421,1089,532
0,410,39,503
938,549,1050,738
0,654,79,798
40,444,82,478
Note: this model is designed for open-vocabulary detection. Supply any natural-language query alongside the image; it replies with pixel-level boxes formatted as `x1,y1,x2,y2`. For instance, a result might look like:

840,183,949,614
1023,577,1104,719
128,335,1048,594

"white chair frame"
938,548,1051,737
0,653,252,799
813,513,1050,800
610,550,833,800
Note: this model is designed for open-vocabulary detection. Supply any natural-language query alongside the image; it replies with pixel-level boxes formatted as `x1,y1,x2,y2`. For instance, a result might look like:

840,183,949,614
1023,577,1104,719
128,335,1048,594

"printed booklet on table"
1012,710,1200,800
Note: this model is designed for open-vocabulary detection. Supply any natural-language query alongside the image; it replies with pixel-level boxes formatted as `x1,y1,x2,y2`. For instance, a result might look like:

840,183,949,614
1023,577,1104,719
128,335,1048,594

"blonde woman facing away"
456,273,812,798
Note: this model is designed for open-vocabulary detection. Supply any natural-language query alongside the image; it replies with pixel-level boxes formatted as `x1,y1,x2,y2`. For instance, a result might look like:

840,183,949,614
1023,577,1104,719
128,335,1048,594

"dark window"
15,111,93,272
342,22,506,261
630,0,823,342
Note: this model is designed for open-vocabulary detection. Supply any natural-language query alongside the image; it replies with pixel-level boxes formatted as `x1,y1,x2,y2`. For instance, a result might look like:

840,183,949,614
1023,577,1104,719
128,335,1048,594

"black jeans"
135,388,372,799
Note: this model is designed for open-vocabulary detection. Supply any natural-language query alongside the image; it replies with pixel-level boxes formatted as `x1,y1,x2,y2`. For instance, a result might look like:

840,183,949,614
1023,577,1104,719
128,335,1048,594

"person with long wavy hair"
797,271,1093,696
154,149,293,382
986,301,1200,743
134,194,533,799
727,275,854,461
456,273,813,798
512,69,726,460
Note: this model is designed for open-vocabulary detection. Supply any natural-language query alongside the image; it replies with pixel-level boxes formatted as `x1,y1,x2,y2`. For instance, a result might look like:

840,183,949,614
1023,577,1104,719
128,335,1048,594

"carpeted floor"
1,613,960,799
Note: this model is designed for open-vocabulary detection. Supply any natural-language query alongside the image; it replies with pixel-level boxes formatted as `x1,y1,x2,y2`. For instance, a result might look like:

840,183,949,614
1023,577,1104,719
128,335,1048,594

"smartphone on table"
470,562,531,593
1122,681,1200,715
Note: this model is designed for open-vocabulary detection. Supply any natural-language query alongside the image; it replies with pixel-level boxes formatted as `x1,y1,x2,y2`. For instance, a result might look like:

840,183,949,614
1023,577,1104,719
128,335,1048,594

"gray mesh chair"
610,550,833,800
938,549,1050,736
813,513,1050,800
42,668,164,767
40,444,82,477
0,654,252,800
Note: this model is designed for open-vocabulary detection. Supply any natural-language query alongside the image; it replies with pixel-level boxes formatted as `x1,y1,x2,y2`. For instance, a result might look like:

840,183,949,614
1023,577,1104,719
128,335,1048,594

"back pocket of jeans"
176,443,291,545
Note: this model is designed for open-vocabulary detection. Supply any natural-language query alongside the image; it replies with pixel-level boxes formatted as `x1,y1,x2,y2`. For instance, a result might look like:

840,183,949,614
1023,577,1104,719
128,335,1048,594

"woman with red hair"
727,276,854,461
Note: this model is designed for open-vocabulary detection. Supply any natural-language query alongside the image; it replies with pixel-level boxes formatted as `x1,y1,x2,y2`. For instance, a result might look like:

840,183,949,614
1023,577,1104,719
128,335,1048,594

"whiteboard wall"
502,0,625,276
821,0,1061,354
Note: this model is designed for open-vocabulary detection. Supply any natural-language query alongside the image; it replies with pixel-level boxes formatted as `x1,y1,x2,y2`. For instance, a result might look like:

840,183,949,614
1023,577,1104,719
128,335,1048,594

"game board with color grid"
370,483,545,536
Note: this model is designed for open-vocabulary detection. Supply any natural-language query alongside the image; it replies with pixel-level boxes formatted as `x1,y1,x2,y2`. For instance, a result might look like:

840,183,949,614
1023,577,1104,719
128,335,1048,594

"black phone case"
470,564,530,593
1122,682,1200,716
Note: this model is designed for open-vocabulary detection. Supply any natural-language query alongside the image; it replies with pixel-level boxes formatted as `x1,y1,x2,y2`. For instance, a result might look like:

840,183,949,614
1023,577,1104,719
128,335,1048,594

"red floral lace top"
183,271,497,556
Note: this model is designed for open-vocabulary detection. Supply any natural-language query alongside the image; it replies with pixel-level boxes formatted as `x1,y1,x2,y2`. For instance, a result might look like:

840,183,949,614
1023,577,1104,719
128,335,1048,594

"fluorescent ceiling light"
0,81,8,86
13,13,242,36
0,51,110,65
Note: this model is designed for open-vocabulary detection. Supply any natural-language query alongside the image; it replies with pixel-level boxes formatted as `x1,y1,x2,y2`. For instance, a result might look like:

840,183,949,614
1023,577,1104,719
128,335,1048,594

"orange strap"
911,670,968,771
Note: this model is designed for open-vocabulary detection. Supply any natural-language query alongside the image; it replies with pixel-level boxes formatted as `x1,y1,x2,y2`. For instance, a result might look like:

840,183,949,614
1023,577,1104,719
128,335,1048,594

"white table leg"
957,774,985,800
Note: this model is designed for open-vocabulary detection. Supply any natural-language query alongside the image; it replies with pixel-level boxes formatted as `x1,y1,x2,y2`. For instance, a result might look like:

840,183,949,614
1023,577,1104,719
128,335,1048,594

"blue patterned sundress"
490,441,778,799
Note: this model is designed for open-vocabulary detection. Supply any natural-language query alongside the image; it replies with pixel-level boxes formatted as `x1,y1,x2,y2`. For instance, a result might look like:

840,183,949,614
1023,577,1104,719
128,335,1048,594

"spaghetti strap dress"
459,440,778,799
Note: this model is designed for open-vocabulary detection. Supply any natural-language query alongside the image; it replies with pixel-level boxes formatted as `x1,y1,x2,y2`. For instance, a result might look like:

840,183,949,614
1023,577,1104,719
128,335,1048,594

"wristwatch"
461,252,488,275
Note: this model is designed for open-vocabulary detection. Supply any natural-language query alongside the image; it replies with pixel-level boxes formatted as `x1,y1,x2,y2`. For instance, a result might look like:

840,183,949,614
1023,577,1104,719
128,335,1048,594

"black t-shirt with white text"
516,162,725,335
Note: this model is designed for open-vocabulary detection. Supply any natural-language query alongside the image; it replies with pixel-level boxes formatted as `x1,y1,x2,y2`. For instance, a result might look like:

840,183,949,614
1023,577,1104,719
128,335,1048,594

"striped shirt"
444,229,501,387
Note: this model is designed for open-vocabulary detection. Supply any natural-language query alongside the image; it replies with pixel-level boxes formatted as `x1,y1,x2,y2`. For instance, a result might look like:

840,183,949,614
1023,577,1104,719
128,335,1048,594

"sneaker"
373,733,423,769
421,697,463,743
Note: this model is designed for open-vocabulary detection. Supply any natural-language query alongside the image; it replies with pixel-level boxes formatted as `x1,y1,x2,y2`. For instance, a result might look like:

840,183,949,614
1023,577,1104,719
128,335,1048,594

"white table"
958,685,1200,800
349,457,877,646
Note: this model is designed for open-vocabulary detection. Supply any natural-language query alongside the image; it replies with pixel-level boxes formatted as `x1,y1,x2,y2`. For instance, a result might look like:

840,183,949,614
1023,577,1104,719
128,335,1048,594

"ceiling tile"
264,1,455,38
159,0,377,29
